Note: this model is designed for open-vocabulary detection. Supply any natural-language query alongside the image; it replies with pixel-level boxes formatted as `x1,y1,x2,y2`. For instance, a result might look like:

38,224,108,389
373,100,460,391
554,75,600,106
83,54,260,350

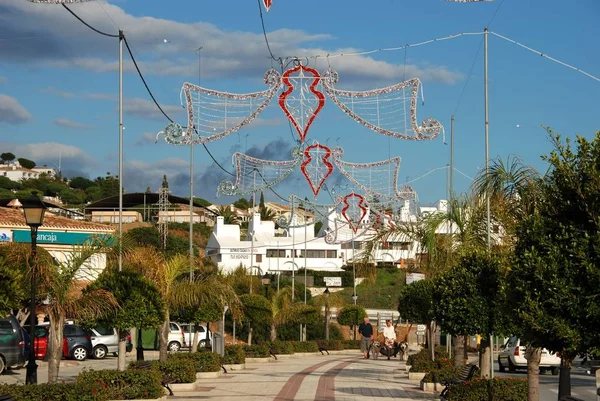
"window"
94,327,114,336
326,250,337,258
306,250,326,258
256,254,262,263
266,249,285,257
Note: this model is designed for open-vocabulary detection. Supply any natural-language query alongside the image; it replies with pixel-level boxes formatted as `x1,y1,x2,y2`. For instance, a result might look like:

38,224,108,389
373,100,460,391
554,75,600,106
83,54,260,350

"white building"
0,162,56,182
206,199,450,274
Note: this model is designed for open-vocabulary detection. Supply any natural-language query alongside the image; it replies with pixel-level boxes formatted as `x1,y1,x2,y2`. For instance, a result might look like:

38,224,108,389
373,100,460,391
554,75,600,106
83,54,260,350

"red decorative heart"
278,65,325,143
301,144,334,197
263,0,272,12
342,193,367,233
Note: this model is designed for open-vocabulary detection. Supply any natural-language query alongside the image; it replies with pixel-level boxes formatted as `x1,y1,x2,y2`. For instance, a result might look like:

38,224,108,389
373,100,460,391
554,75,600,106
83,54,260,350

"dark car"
0,315,25,374
63,324,93,361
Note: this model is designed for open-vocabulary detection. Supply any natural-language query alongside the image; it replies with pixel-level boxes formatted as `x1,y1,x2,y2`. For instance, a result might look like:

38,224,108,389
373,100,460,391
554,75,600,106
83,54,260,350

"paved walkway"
170,352,438,401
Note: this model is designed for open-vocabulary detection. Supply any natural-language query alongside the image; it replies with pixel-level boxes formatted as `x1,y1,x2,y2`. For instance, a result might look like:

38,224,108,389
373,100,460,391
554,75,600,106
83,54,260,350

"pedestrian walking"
358,316,373,359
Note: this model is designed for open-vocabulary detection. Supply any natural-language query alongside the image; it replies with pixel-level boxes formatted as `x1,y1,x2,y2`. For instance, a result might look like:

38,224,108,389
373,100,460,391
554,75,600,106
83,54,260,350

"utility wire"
256,0,280,63
62,4,119,38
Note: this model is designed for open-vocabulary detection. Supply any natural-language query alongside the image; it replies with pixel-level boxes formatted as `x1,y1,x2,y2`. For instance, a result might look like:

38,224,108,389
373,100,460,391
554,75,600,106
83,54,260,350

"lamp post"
21,195,47,385
261,273,271,298
323,287,330,340
351,293,358,340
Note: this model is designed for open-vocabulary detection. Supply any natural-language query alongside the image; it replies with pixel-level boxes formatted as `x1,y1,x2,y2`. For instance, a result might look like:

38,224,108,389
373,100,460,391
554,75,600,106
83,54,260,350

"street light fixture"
21,195,47,385
261,273,271,298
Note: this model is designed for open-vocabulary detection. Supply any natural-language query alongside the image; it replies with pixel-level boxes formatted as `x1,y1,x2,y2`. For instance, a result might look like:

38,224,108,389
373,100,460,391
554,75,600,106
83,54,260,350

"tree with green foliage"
337,305,367,340
398,279,436,360
218,205,239,225
0,256,27,313
259,206,276,222
0,176,20,190
259,191,265,209
68,177,95,190
1,152,15,163
239,293,272,345
509,130,600,401
84,269,164,370
17,158,35,169
233,198,251,210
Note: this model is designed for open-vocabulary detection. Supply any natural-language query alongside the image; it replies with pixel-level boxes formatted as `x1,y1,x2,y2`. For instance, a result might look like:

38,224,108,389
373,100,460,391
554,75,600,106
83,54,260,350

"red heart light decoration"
342,193,368,233
278,65,325,143
301,144,334,197
263,0,272,12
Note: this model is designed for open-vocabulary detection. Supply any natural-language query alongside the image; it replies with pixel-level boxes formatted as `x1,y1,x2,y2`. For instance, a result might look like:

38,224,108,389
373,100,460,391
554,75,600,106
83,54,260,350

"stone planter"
245,357,274,363
223,363,245,371
408,371,426,381
273,354,293,359
170,382,197,392
406,365,412,372
196,371,222,379
420,380,442,393
112,397,169,401
290,352,321,358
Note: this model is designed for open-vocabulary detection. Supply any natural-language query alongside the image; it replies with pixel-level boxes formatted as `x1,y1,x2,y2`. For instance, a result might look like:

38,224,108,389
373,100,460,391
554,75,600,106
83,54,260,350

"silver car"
90,327,132,359
180,323,212,349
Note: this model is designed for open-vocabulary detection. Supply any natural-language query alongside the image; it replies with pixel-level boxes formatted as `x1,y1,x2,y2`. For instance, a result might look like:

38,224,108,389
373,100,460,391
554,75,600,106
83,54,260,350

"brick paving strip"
273,360,336,401
314,361,353,401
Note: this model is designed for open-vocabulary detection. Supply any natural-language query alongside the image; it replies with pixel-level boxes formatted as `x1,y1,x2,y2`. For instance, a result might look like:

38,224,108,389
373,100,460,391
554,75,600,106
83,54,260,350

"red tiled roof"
0,207,113,232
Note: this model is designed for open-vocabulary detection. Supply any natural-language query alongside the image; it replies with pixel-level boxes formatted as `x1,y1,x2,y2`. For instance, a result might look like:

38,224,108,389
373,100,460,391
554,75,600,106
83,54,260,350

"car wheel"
0,356,5,375
498,357,505,373
508,358,516,373
551,367,559,375
71,346,88,361
168,341,181,352
93,345,108,359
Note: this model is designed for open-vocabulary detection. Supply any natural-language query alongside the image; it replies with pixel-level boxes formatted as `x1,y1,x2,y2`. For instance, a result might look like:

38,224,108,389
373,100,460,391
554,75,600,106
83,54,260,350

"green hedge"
296,269,355,287
244,343,271,358
76,369,163,399
223,345,246,364
342,340,361,349
129,359,196,383
447,378,527,401
169,351,222,372
287,341,319,353
269,340,295,355
0,383,105,401
407,347,452,373
317,339,344,351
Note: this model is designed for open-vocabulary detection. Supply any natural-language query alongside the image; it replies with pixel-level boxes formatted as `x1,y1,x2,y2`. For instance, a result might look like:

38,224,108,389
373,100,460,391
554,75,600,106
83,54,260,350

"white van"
498,336,560,375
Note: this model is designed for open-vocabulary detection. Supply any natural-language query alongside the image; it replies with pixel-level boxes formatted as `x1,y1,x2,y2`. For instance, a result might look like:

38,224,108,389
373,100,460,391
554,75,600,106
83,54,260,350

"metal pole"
25,227,38,385
304,217,307,304
484,27,491,250
490,334,494,379
250,170,256,294
291,197,295,302
352,237,356,304
450,115,454,202
118,30,124,272
277,240,280,291
189,142,194,281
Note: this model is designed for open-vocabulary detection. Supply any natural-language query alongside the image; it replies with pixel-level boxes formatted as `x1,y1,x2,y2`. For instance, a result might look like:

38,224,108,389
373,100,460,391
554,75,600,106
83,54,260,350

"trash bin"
212,332,224,356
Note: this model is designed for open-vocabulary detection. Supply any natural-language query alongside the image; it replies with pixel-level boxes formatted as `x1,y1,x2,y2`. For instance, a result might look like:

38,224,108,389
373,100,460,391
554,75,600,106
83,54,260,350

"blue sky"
0,0,598,206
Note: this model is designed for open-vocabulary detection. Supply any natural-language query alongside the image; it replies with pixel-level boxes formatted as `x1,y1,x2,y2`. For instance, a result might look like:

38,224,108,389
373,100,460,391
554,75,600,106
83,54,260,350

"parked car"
0,315,25,374
140,322,185,352
33,324,93,361
89,327,133,359
498,336,560,375
180,323,212,349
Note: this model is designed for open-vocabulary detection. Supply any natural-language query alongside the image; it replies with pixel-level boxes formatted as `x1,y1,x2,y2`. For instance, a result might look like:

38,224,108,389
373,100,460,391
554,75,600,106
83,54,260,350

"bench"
0,395,16,401
440,364,477,400
559,396,585,401
130,361,177,396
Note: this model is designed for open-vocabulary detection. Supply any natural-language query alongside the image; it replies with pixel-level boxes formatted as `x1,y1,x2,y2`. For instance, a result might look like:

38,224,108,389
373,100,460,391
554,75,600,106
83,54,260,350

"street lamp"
323,287,330,340
21,195,47,385
261,273,271,298
351,293,358,340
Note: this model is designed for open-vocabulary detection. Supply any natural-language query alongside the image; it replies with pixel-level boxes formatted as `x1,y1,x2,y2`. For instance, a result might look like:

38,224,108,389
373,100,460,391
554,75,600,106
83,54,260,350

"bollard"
596,368,599,401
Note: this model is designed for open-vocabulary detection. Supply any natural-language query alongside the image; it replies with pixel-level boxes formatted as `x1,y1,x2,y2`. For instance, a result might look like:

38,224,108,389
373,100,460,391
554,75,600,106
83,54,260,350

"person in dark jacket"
358,317,373,359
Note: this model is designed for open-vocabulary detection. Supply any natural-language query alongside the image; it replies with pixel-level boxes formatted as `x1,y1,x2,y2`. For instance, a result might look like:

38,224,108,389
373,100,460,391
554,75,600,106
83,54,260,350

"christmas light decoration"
263,0,273,11
279,64,325,143
322,68,442,141
300,143,334,197
341,192,368,233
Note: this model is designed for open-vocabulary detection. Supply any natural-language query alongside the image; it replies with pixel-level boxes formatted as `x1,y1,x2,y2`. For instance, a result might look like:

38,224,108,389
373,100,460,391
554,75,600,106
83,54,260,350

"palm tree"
312,290,344,340
259,205,276,222
36,241,119,383
218,205,239,225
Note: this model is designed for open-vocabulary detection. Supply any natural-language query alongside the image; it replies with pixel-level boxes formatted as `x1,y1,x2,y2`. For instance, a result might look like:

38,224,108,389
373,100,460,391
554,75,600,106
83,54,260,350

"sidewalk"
169,351,438,401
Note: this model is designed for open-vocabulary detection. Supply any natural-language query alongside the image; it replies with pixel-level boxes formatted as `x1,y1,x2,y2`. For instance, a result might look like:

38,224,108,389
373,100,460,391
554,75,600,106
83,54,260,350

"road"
495,362,598,401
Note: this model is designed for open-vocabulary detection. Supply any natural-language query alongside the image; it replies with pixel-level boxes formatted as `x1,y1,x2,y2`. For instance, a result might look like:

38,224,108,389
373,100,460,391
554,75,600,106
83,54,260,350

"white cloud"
123,98,184,121
0,0,461,84
42,87,74,98
82,92,117,101
54,118,93,129
133,132,158,146
0,94,32,124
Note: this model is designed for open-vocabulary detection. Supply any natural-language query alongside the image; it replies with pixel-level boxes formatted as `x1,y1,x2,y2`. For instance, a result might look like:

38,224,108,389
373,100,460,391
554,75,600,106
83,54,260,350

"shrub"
288,341,319,353
407,347,452,373
129,359,196,383
269,340,295,355
169,351,223,372
317,339,344,351
0,383,108,401
223,344,246,364
77,369,163,400
342,340,361,349
447,378,527,401
244,343,270,358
